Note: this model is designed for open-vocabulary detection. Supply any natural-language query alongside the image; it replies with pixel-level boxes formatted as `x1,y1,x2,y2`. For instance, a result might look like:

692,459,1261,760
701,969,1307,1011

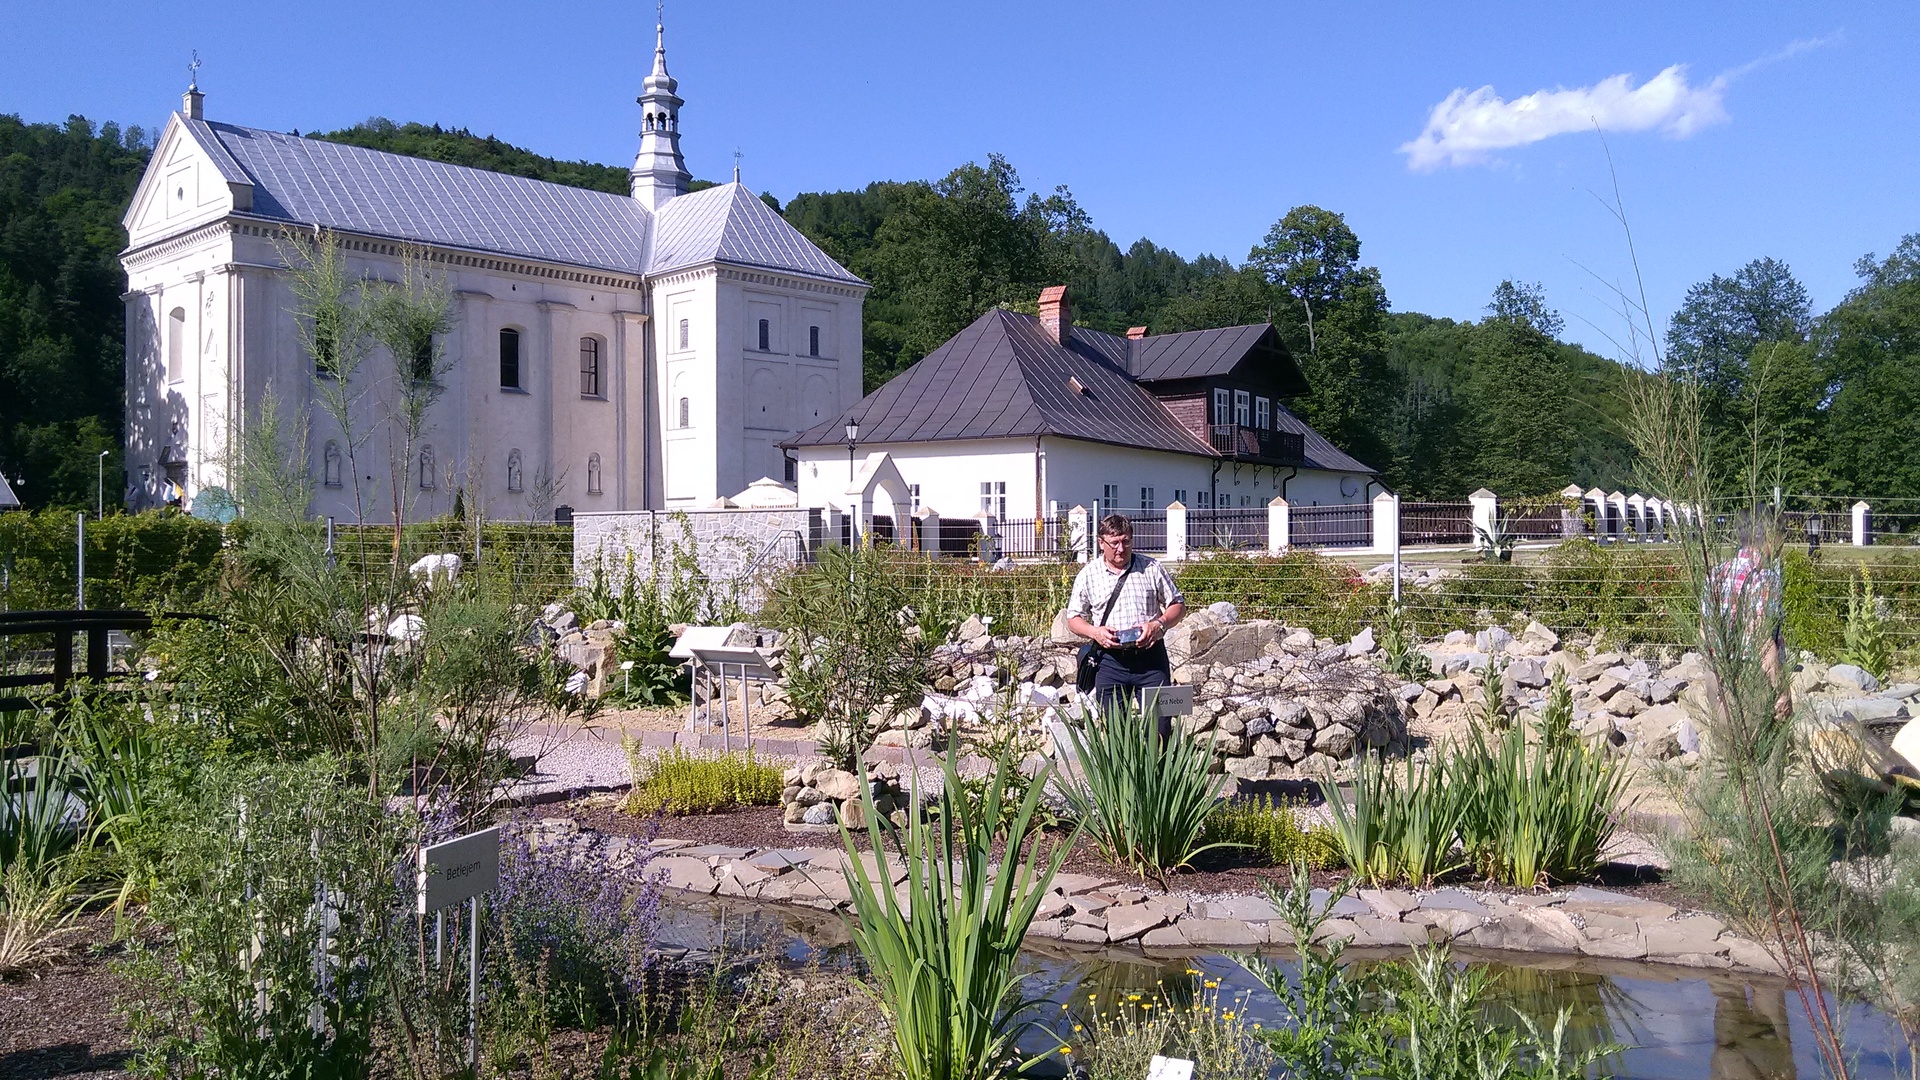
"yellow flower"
1185,967,1201,975
1203,979,1219,988
1223,1011,1236,1020
1073,1024,1083,1033
1127,993,1142,1002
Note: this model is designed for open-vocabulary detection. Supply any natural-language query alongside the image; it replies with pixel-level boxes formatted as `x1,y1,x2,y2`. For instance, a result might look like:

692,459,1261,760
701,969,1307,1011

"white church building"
119,22,866,519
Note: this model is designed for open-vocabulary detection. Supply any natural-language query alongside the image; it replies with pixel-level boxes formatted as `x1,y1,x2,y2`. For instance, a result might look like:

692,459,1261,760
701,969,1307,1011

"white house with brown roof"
785,287,1376,539
120,19,865,519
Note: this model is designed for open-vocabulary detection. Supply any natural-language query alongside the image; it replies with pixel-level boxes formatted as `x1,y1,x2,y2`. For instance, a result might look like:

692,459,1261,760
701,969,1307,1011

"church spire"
630,6,690,211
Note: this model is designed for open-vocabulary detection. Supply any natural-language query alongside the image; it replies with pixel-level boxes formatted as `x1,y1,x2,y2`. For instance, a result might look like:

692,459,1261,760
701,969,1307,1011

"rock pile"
535,602,623,697
780,759,912,829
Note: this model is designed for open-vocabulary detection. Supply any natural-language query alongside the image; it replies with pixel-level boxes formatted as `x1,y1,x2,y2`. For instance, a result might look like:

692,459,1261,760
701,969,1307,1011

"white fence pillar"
1626,493,1647,540
821,506,846,548
915,507,940,553
1607,491,1628,541
1853,501,1871,547
1068,505,1091,564
1560,484,1587,537
1267,496,1290,554
975,514,998,563
1371,491,1398,555
1585,487,1608,539
1469,488,1498,550
1165,501,1188,562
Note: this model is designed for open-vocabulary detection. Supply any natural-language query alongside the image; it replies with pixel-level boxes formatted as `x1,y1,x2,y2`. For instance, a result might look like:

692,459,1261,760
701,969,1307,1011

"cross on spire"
187,50,202,91
732,149,742,184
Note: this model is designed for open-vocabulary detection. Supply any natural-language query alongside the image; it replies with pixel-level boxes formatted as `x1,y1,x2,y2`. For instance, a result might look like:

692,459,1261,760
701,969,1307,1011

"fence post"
915,507,940,553
1165,501,1188,562
821,506,844,548
76,510,86,610
1559,484,1586,537
1371,492,1397,555
1853,501,1871,547
1267,496,1290,554
1585,487,1609,540
1468,488,1498,550
1068,505,1091,563
1626,493,1647,541
975,514,998,564
1607,491,1628,541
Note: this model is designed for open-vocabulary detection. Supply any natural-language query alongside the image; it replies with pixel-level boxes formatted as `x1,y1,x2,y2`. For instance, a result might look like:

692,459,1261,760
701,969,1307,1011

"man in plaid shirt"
1067,514,1187,720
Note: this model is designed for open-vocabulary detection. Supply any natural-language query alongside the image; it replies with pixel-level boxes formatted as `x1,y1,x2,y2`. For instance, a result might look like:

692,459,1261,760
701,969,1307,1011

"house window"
1101,483,1120,511
418,445,436,491
808,325,820,357
1211,388,1230,426
580,337,602,397
1173,488,1187,506
587,453,603,495
506,449,524,493
757,318,770,351
499,328,521,389
322,441,342,488
979,481,1006,519
908,484,921,513
1196,490,1212,509
784,456,798,483
677,318,689,350
167,307,186,382
677,397,690,428
1234,390,1251,427
1139,487,1155,509
1254,396,1270,430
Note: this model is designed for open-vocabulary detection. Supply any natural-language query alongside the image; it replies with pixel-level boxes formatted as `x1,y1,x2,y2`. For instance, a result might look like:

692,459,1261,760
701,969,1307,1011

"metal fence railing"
994,517,1072,560
1128,511,1169,555
1292,504,1370,548
1186,507,1267,552
1399,502,1473,546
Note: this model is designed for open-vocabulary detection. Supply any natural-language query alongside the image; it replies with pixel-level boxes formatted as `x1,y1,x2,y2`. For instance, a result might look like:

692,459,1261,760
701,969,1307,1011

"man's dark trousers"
1092,641,1172,739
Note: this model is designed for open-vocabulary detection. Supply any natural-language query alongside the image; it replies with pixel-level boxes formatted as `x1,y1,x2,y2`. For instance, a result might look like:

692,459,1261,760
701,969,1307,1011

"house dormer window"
1254,396,1270,430
1234,390,1251,427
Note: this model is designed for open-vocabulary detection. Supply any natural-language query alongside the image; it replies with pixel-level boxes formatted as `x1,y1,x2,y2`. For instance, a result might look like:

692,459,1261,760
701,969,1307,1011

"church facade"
119,23,865,519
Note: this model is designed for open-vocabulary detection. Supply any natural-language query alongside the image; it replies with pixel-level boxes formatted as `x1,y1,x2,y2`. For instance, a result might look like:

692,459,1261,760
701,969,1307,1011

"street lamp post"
97,450,110,520
845,420,859,482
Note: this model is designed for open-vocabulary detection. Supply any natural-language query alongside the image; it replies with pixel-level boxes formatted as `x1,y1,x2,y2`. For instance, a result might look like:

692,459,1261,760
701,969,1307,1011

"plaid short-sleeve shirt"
1068,553,1185,632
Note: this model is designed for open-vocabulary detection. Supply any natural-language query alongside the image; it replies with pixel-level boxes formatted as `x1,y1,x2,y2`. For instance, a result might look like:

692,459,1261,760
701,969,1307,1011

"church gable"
124,115,253,250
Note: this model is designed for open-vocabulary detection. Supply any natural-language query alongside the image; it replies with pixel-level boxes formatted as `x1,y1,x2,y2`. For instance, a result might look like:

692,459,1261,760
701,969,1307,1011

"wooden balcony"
1208,424,1304,464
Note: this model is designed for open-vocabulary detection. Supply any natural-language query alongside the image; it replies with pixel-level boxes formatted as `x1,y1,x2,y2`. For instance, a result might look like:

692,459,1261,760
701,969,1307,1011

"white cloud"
1400,65,1726,171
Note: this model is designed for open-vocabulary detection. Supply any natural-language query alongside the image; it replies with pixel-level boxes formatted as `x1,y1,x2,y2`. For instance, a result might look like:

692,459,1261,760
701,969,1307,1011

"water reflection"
657,898,1910,1080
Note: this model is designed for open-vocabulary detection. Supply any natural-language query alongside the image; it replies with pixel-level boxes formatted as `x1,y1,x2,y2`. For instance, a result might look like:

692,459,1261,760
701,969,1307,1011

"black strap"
1096,554,1136,628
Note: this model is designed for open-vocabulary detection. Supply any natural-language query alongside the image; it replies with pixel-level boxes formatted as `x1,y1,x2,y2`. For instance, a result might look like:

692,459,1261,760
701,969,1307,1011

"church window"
322,441,342,488
757,319,770,351
506,449,524,493
677,319,689,350
1234,390,1251,427
809,325,820,357
167,307,186,382
418,445,437,491
587,453,603,495
1254,396,1270,430
407,333,435,384
579,337,602,397
678,397,690,428
1211,388,1230,426
499,328,521,389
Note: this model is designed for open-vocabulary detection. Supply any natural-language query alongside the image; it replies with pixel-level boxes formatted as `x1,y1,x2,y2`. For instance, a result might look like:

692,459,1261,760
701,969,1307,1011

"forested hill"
3,113,1915,507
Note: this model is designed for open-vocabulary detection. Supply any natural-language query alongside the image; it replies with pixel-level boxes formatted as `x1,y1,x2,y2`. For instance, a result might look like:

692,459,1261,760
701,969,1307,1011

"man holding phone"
1066,513,1187,721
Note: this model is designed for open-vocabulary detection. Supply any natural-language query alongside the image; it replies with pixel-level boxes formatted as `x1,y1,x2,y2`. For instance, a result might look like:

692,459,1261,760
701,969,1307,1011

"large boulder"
1164,616,1286,669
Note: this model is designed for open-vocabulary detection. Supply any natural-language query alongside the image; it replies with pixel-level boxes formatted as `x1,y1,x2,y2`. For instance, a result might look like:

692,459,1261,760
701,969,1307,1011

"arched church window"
322,441,342,488
757,319,770,351
418,445,437,491
587,453,603,496
506,449,524,493
167,307,186,382
678,397,690,429
579,337,602,397
500,328,522,389
809,325,820,357
677,319,689,351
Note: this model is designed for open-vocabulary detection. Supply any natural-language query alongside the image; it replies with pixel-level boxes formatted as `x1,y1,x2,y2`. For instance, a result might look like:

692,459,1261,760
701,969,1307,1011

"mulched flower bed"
0,915,135,1080
558,800,1702,910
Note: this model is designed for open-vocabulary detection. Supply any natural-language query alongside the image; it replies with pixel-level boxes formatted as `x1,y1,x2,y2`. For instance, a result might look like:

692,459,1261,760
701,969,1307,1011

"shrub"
1056,697,1233,884
841,741,1075,1080
1175,551,1380,639
1842,566,1894,681
1199,795,1340,869
623,746,783,816
1780,548,1838,655
0,509,227,612
1322,749,1465,887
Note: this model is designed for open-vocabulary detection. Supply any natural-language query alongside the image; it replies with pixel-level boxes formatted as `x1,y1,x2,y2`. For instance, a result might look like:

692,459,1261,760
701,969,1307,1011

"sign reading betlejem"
417,826,501,912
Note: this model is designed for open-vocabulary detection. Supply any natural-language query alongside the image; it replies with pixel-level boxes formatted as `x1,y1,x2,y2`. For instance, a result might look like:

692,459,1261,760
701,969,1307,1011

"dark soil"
560,801,1708,911
0,916,134,1080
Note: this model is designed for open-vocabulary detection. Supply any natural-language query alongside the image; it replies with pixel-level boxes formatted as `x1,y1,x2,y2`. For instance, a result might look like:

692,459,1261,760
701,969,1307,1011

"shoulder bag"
1075,556,1136,693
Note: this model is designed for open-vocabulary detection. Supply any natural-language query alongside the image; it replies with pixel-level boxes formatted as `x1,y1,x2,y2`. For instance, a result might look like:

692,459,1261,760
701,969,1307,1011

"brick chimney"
1038,285,1071,346
1126,326,1148,340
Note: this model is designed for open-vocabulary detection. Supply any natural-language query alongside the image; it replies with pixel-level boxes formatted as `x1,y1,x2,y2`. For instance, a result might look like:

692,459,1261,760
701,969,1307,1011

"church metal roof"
650,183,866,285
179,122,862,285
786,308,1373,473
188,121,654,274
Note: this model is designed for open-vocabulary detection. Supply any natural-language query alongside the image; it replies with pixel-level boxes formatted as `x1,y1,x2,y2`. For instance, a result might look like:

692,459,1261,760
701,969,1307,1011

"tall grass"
1322,750,1465,887
1055,697,1232,885
840,741,1076,1080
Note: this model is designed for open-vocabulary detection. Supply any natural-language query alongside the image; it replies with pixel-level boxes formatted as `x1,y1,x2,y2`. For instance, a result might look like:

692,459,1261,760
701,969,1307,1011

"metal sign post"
418,826,500,1069
670,628,776,752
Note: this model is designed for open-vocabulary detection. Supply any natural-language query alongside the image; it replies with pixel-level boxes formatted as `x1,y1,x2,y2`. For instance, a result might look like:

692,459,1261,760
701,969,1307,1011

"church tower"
630,16,691,211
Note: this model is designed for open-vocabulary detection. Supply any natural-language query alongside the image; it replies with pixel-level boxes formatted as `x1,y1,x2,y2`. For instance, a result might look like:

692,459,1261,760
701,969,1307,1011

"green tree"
1821,235,1920,501
1465,282,1574,494
1247,205,1362,356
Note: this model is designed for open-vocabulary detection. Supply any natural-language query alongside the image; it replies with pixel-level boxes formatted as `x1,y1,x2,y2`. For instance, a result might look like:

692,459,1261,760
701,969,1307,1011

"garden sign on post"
417,826,500,1068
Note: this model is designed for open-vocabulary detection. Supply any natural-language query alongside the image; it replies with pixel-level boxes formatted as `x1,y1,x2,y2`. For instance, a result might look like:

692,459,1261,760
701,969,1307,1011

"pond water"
656,897,1915,1080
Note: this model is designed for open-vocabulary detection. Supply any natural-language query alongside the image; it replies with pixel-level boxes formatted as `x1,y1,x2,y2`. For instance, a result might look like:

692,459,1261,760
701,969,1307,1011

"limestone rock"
1828,663,1881,694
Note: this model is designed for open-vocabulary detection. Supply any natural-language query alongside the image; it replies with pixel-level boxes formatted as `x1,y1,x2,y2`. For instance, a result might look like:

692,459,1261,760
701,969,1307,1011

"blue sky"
4,1,1915,361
